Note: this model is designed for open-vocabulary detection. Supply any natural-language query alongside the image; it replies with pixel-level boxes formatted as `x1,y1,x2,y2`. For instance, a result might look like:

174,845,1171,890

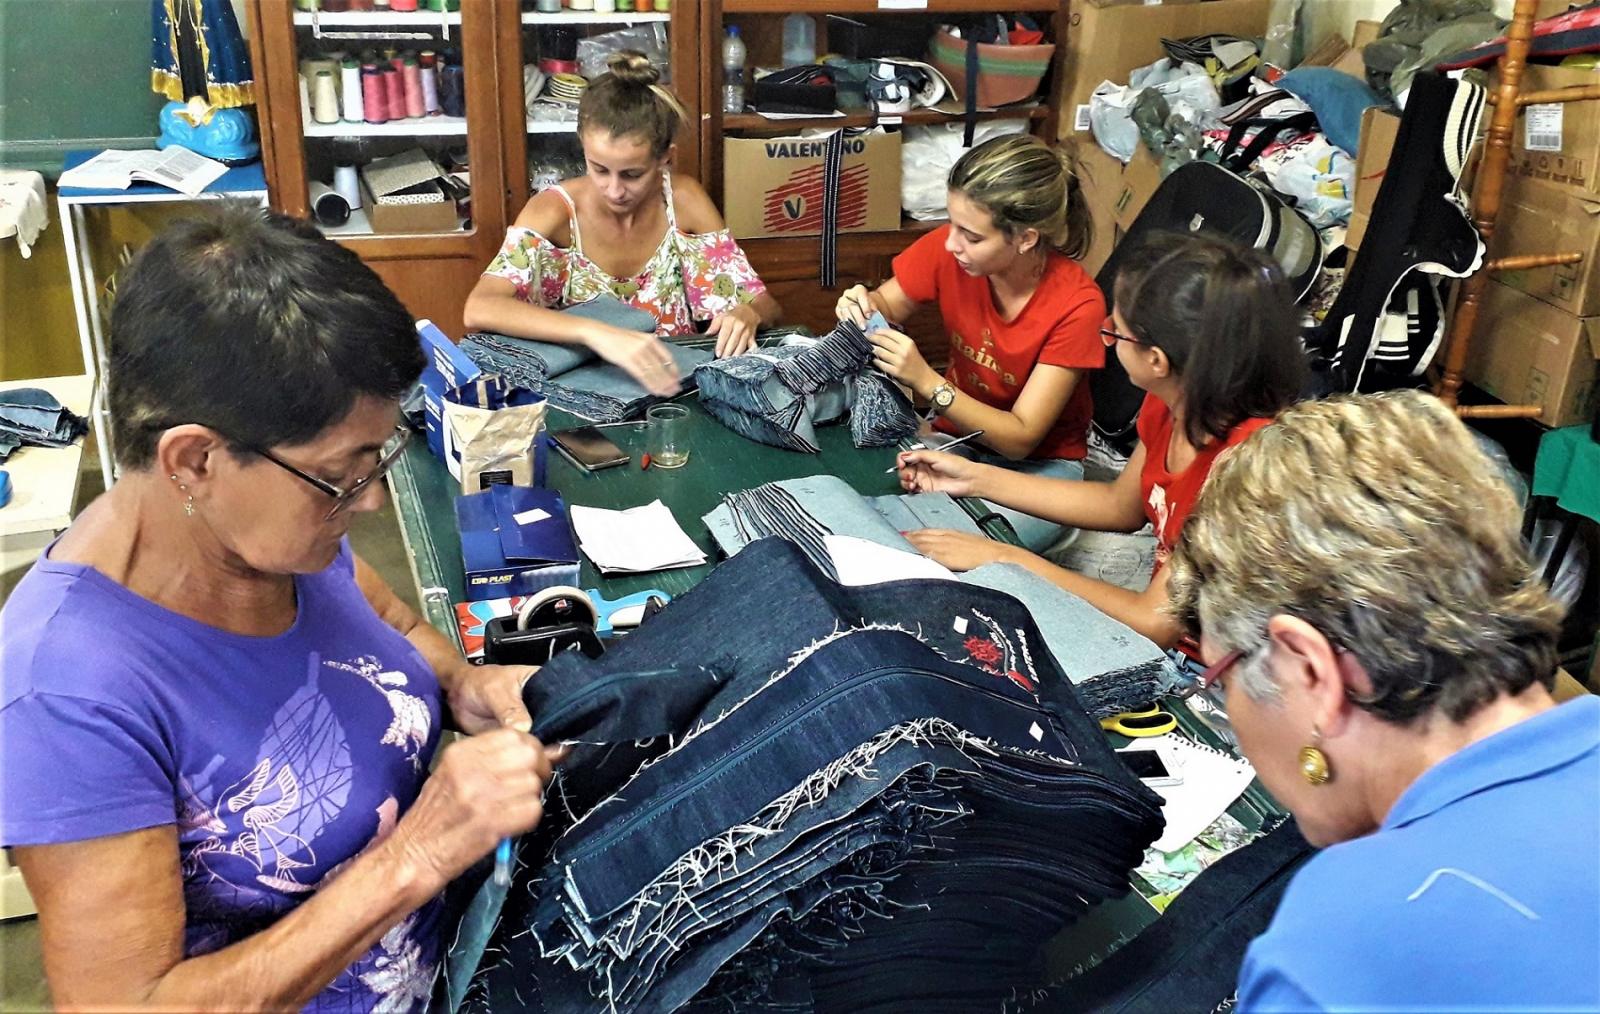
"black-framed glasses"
1100,324,1154,348
253,425,411,521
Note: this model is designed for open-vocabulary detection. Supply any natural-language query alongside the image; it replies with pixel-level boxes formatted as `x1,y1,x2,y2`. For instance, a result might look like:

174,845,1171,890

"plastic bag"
577,23,670,82
900,119,1032,221
1090,59,1220,163
1261,134,1355,229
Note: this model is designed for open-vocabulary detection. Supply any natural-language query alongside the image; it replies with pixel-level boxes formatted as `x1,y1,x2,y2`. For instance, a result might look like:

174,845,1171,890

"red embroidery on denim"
1005,670,1034,692
964,636,1002,669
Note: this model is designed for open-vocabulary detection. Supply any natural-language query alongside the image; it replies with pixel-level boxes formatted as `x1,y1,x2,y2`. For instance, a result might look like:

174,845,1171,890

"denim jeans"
461,332,711,423
0,386,87,461
933,437,1086,555
449,538,1164,1011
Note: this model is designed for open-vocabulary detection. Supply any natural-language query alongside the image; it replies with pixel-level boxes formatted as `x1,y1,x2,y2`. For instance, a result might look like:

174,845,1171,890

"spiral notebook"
1123,737,1257,854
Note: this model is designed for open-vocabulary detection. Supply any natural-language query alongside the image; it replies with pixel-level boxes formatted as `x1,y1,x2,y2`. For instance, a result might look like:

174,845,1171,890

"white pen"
885,429,987,473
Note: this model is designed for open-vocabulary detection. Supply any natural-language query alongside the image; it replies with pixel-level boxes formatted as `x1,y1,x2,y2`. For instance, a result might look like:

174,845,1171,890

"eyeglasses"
1197,647,1247,693
1099,323,1153,348
253,425,412,521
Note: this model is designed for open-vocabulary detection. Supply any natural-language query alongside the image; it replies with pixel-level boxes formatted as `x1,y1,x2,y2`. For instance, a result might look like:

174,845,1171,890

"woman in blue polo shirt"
1167,391,1599,1012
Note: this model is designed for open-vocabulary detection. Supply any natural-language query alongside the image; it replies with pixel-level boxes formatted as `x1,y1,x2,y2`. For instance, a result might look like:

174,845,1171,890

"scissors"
1099,703,1178,738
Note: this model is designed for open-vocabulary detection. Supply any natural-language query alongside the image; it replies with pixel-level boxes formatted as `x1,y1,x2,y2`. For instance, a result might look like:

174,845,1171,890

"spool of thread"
361,64,388,122
402,55,425,119
438,61,466,118
309,180,352,227
295,0,318,10
383,65,405,121
340,58,364,122
535,0,561,10
593,0,616,12
616,0,634,11
311,70,340,124
391,0,417,9
372,0,389,9
322,0,350,11
334,164,362,210
569,0,594,9
538,57,578,76
419,51,441,115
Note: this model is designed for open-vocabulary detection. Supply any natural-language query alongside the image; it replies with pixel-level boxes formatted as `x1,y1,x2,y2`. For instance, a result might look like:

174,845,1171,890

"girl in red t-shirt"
896,233,1308,648
835,134,1105,551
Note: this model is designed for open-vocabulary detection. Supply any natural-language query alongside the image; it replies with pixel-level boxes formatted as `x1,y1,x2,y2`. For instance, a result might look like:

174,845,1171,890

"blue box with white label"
455,484,581,601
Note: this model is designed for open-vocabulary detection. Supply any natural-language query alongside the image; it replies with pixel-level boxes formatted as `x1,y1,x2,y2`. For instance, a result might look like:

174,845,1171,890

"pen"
884,429,986,473
494,837,512,887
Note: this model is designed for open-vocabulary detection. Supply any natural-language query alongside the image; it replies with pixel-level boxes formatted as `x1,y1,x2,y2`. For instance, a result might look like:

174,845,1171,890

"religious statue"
152,0,261,164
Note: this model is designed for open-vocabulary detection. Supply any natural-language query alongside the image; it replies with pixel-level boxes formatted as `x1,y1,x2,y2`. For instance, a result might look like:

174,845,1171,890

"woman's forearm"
461,290,597,347
1003,550,1181,648
143,837,437,1011
973,467,1146,533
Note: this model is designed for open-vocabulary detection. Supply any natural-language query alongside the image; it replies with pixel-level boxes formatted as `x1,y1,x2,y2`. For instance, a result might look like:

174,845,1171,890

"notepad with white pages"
1122,736,1258,854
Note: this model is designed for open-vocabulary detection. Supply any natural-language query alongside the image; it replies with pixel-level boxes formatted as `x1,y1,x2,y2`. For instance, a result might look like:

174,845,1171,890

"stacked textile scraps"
449,538,1167,1013
0,387,88,463
703,474,1174,717
694,314,920,452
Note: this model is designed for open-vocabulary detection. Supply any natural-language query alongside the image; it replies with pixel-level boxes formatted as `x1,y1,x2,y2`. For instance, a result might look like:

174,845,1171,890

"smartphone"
551,426,630,471
1118,748,1183,787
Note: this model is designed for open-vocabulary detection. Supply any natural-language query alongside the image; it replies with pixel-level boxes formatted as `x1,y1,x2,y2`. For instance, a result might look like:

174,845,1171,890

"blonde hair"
576,51,687,158
1167,391,1563,724
946,133,1091,259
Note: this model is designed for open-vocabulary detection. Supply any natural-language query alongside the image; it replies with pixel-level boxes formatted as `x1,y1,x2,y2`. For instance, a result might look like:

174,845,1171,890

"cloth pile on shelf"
446,538,1167,1013
694,314,919,452
0,387,88,463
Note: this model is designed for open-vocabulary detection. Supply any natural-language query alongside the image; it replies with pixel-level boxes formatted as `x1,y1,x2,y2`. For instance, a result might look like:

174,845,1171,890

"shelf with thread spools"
303,114,469,136
520,11,671,25
293,11,462,27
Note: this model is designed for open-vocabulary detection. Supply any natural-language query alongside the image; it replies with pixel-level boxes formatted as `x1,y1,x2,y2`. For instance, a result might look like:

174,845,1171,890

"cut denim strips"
702,476,1173,718
695,315,919,453
449,539,1165,1012
0,387,88,463
460,331,711,424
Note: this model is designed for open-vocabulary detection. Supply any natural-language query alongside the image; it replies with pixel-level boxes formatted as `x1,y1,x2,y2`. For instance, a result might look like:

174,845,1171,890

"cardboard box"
1467,281,1600,427
360,148,460,234
721,131,901,240
417,319,483,459
1347,107,1400,251
1115,147,1164,231
1073,141,1125,277
1490,177,1600,316
456,484,581,602
1500,62,1600,199
1059,0,1273,136
1346,209,1370,251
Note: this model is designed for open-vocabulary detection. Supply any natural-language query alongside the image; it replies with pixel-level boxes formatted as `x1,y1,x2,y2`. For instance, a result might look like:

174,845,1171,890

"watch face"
934,386,956,408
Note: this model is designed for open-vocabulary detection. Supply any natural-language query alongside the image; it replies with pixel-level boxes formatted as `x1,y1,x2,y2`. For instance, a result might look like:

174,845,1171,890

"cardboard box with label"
1070,143,1163,276
1490,176,1600,316
1468,281,1600,428
1346,106,1400,251
1499,63,1600,199
722,131,901,240
1058,0,1272,136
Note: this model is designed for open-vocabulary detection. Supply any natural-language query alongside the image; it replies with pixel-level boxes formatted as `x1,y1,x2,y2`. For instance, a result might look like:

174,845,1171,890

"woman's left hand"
447,663,536,734
905,529,1020,573
868,328,939,394
708,304,761,358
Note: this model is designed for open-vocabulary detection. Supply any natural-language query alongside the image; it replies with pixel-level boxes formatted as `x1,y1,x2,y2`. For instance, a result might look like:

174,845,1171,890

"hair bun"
607,50,660,88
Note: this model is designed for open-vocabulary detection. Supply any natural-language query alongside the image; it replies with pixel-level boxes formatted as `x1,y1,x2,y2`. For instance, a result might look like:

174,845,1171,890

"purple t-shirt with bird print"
0,540,443,1012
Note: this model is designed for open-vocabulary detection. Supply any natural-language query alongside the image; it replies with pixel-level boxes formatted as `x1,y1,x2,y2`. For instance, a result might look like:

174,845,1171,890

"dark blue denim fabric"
0,387,88,462
460,331,711,423
695,315,919,452
450,538,1163,1012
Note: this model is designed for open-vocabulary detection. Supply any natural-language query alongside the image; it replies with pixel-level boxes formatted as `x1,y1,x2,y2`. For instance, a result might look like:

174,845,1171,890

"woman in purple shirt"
0,207,562,1011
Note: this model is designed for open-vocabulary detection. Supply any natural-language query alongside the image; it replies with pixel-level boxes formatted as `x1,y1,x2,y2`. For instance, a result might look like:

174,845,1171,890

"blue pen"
494,837,512,887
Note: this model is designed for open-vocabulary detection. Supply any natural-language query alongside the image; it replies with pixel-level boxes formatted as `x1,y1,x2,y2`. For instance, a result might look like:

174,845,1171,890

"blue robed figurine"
152,0,260,164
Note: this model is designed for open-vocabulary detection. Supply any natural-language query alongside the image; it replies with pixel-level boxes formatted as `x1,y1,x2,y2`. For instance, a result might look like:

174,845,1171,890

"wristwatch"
928,381,957,415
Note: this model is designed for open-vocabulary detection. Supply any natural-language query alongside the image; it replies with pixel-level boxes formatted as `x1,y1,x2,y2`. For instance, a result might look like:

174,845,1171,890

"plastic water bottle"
722,26,747,115
782,14,816,68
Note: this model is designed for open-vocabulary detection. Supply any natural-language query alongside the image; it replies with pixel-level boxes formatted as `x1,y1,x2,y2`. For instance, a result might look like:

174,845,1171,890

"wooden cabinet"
245,0,697,337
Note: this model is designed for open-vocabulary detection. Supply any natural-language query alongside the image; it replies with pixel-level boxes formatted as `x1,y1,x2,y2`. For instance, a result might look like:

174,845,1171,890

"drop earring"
1299,726,1332,786
171,473,195,518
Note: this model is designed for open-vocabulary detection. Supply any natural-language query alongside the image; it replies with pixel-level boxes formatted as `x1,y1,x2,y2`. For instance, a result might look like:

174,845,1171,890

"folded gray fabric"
0,387,88,462
695,315,919,453
461,333,711,424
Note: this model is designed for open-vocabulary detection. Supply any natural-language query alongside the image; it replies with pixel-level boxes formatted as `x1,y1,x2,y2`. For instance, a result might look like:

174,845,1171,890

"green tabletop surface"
1532,424,1600,524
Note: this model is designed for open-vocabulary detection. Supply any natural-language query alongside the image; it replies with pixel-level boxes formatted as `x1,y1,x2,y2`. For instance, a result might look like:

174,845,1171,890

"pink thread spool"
383,65,405,121
361,64,387,123
402,55,425,119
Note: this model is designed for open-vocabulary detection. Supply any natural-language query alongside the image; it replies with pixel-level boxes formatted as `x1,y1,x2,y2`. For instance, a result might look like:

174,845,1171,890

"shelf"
521,10,671,24
722,0,1058,12
318,207,473,240
722,104,1046,133
527,118,579,133
304,114,468,137
293,10,461,27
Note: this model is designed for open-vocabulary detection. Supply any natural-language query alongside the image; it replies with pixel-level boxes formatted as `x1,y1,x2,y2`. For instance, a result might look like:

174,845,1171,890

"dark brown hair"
946,133,1092,260
1113,231,1308,448
576,51,686,158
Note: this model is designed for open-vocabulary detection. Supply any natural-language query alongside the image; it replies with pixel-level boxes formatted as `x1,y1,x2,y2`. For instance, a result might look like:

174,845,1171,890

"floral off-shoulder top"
483,171,767,338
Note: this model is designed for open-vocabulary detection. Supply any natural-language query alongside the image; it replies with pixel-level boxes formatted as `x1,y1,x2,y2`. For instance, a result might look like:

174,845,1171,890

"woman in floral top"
464,52,779,397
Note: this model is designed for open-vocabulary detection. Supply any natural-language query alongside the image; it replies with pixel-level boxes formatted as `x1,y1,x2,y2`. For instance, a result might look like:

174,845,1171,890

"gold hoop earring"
1299,727,1332,786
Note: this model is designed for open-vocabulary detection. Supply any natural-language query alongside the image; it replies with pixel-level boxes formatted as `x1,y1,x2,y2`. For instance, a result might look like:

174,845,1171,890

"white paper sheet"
1122,737,1257,853
570,500,706,574
825,535,955,586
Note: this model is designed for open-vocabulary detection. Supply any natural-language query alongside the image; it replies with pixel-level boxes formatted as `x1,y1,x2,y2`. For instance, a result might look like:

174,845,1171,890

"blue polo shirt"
1239,695,1600,1013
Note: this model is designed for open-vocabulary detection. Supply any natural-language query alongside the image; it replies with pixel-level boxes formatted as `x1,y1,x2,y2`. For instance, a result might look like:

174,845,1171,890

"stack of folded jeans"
694,315,920,452
461,332,712,423
449,538,1165,1012
0,387,88,462
704,475,1176,716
